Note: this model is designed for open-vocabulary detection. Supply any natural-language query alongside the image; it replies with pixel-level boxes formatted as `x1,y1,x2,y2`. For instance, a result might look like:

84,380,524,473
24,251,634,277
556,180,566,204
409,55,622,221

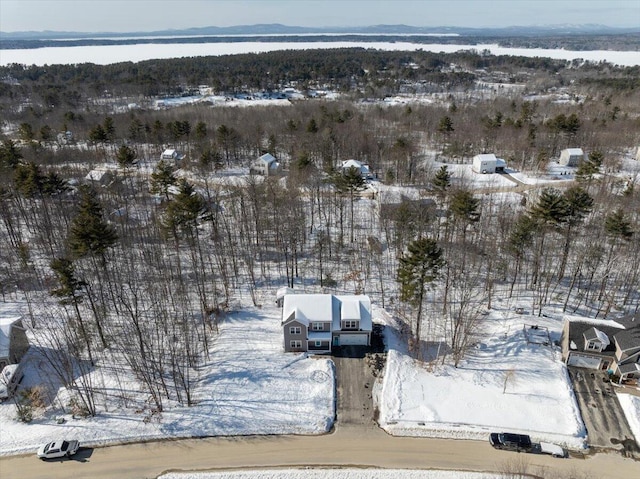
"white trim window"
344,320,358,329
312,322,324,331
290,326,301,335
314,340,323,347
586,340,601,351
290,340,302,349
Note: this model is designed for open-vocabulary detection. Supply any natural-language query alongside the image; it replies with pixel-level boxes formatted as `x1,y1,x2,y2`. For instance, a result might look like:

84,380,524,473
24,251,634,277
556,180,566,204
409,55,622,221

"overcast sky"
1,0,638,33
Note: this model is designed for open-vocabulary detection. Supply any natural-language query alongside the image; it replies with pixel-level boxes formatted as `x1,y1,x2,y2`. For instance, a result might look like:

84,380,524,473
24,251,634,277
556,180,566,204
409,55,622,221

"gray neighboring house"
251,153,281,176
281,294,372,353
558,148,586,166
0,317,29,370
561,314,640,383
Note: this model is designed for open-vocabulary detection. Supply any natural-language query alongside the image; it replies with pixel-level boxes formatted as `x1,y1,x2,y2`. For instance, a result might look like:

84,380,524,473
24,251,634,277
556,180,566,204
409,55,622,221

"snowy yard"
0,302,334,455
375,298,587,450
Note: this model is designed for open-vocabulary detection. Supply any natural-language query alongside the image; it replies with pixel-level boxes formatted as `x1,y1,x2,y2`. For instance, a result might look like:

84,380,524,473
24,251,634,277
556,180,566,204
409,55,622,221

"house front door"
333,336,339,347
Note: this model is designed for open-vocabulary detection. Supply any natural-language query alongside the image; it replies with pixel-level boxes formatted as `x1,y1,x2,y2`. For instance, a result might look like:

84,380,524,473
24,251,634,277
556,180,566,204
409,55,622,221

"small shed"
276,287,295,307
559,148,585,166
472,154,497,174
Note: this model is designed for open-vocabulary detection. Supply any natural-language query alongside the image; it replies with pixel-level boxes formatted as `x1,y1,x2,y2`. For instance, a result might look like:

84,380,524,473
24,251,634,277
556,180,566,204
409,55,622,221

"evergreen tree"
450,189,480,224
115,145,137,168
162,179,208,240
0,139,23,169
605,209,634,241
432,165,451,196
49,257,94,364
150,160,178,199
528,188,568,227
68,186,118,260
397,237,445,347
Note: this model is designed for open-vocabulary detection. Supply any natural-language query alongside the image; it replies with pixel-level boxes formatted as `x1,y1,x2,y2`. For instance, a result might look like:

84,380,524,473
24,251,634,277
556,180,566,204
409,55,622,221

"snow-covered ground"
160,470,502,479
617,393,640,447
375,297,587,450
0,299,334,455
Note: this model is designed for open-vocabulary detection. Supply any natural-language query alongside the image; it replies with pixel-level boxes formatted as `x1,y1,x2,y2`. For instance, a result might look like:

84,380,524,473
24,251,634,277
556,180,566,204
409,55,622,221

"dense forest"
0,47,639,414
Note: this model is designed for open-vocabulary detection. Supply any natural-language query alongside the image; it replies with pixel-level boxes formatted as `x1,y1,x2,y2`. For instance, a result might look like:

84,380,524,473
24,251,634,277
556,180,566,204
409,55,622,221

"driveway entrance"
568,367,638,456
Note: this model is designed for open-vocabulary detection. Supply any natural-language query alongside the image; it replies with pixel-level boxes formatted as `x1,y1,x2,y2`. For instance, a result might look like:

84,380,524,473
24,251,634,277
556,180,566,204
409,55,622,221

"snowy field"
160,470,502,479
0,299,334,456
375,297,588,450
617,393,640,447
2,41,640,66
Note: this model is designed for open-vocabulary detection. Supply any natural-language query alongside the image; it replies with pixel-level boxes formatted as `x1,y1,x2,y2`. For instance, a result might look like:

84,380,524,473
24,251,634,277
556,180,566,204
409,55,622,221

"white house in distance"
251,153,281,176
160,148,185,162
472,153,506,174
281,294,372,353
341,159,372,179
559,148,586,166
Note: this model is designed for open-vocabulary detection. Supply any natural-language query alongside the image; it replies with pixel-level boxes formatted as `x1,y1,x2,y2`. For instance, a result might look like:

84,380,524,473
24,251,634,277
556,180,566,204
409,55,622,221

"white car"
0,363,24,400
36,439,80,459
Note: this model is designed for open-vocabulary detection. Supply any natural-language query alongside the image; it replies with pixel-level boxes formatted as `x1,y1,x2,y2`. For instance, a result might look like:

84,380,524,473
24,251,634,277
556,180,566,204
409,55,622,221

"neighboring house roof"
563,148,584,156
584,327,610,346
341,159,371,176
565,319,621,356
614,326,640,352
473,153,497,162
258,153,277,165
0,317,21,358
618,362,640,375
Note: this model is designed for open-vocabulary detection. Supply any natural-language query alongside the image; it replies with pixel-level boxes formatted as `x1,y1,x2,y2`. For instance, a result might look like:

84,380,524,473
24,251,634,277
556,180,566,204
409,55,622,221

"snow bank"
617,393,640,447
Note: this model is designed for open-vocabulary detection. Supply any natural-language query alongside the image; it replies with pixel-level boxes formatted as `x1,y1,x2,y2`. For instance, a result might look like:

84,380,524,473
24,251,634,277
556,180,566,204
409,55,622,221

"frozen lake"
2,40,640,66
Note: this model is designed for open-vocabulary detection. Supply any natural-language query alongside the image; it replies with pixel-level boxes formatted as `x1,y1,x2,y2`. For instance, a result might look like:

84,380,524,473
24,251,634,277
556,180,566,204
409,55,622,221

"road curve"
1,425,638,479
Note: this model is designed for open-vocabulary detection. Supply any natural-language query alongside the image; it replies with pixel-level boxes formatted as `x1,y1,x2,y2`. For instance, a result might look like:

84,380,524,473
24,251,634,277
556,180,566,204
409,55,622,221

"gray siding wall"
309,321,331,332
283,320,307,352
341,320,360,330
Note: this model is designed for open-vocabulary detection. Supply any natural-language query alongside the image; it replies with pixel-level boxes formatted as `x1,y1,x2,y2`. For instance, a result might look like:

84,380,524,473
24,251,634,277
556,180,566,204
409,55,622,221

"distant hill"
2,23,638,41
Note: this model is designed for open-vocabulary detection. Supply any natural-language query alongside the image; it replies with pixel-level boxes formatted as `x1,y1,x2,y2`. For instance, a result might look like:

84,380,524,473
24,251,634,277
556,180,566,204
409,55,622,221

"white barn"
559,148,586,166
472,154,497,174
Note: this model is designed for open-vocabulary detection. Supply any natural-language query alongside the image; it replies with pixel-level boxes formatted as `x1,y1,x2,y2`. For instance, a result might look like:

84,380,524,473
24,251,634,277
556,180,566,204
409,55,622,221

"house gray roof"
614,326,640,353
583,327,610,346
565,320,620,355
618,362,640,375
282,294,372,333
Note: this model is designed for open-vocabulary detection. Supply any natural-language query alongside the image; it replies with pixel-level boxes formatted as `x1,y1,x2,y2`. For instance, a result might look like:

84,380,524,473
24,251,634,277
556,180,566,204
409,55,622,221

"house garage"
334,333,369,346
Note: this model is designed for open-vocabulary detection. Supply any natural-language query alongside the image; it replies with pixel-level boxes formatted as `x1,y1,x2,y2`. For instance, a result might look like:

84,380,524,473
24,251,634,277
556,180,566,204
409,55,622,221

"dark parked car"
489,432,532,452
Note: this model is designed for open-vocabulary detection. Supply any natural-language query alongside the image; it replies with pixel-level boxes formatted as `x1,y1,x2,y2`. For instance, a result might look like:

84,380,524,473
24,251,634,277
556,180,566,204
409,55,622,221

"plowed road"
1,425,638,479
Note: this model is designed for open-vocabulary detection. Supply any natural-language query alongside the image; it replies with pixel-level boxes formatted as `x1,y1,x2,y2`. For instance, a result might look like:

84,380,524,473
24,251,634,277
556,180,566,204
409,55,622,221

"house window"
290,340,302,349
289,326,301,335
344,320,358,329
312,322,323,331
315,341,322,347
586,341,600,351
